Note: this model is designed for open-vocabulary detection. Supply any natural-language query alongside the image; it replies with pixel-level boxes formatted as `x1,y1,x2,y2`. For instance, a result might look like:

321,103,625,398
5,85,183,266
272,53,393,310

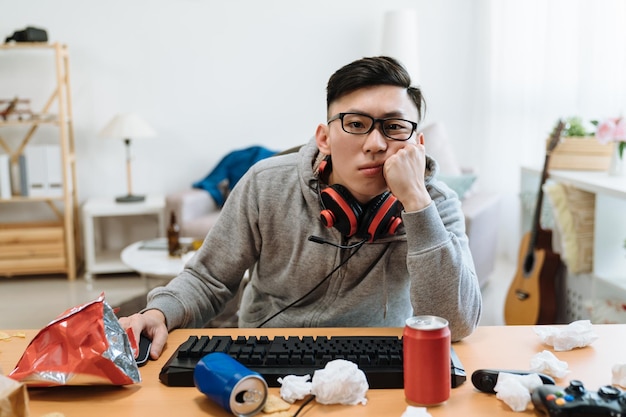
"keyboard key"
189,336,209,357
176,335,198,358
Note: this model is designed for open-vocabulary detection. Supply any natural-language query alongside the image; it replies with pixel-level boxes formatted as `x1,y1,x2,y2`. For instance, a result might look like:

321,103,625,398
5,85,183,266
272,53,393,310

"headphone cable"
256,239,365,328
307,235,367,249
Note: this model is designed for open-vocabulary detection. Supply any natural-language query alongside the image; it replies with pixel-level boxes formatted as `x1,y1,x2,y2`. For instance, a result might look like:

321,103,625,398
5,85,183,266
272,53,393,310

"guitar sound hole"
523,254,535,276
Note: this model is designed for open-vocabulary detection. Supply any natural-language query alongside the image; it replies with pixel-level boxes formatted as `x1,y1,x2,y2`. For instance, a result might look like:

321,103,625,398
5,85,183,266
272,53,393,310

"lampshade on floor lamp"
99,113,156,203
381,9,420,84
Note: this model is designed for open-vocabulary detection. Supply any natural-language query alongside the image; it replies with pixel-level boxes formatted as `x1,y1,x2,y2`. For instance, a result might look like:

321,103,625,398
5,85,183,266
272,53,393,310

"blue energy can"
194,352,268,417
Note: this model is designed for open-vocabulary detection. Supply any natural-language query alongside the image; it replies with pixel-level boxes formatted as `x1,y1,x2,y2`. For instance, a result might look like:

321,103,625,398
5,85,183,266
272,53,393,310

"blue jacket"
192,146,277,206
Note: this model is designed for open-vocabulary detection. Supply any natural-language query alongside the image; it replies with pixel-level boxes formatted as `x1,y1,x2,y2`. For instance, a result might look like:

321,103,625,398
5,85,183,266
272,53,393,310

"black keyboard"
159,335,466,389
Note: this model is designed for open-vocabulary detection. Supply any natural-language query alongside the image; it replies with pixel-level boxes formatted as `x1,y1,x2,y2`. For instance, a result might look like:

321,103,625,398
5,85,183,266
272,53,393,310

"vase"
608,142,625,176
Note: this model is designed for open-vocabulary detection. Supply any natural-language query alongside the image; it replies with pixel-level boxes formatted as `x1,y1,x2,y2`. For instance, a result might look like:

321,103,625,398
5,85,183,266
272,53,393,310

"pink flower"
615,118,626,140
597,117,626,144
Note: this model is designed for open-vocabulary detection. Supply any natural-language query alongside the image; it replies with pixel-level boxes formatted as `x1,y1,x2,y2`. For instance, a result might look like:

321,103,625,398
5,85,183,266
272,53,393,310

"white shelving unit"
521,166,626,322
82,195,165,281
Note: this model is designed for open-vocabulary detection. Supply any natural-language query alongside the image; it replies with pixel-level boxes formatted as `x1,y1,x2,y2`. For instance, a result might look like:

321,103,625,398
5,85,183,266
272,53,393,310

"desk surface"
1,325,624,416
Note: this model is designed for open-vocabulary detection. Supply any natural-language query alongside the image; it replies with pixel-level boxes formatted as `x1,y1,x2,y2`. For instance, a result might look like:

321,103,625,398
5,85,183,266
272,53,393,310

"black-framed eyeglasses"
327,112,417,141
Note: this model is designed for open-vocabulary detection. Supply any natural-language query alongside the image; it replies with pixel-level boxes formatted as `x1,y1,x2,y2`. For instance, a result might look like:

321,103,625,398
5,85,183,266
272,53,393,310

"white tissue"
310,359,369,405
612,364,626,388
533,320,599,351
278,374,312,403
529,350,569,378
401,405,433,417
494,372,543,412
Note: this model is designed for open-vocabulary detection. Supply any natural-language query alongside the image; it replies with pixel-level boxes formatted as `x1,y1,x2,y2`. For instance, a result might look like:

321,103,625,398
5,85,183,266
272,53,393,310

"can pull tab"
236,389,265,404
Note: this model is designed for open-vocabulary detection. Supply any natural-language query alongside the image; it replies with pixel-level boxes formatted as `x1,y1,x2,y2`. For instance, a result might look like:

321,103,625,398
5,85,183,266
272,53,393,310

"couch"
166,123,500,288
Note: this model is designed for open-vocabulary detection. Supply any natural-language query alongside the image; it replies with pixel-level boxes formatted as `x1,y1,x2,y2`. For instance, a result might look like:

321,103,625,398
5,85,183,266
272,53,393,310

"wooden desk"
1,325,624,416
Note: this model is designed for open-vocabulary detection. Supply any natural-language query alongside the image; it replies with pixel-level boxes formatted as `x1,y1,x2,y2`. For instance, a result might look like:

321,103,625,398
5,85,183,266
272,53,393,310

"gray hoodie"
146,138,482,341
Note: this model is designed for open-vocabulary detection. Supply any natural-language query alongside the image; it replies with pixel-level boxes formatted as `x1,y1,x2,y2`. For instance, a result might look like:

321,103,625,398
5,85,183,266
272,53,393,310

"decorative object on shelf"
99,113,156,203
0,97,32,121
549,116,613,171
381,9,419,83
608,144,625,177
563,116,601,137
4,26,48,43
596,117,626,177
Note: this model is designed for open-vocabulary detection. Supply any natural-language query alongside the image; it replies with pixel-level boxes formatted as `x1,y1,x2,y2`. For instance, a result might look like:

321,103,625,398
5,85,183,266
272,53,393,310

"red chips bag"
9,293,141,386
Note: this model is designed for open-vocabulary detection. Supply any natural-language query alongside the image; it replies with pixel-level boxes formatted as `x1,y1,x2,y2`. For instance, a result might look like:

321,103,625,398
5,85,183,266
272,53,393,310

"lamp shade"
99,113,156,140
381,9,419,84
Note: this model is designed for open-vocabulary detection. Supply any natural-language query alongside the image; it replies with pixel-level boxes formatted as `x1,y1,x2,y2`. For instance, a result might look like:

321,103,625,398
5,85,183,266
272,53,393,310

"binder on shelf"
24,145,46,196
18,154,28,197
0,154,11,199
45,145,63,197
23,144,63,197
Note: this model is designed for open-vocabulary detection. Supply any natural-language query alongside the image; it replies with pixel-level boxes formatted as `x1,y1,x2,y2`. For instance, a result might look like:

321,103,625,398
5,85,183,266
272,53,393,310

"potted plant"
548,116,613,171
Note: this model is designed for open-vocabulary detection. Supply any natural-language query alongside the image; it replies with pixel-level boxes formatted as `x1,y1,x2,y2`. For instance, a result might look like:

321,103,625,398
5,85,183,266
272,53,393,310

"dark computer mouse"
136,334,152,367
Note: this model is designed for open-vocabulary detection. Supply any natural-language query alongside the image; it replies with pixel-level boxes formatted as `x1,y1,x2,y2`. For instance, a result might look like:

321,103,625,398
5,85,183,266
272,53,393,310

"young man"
120,56,482,359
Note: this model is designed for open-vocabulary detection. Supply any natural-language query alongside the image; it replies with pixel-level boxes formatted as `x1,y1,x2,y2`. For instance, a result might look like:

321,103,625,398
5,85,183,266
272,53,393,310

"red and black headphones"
317,157,403,242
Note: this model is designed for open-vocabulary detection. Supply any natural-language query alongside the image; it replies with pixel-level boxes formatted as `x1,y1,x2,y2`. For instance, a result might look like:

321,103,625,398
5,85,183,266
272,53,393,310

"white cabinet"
521,166,626,322
82,195,165,281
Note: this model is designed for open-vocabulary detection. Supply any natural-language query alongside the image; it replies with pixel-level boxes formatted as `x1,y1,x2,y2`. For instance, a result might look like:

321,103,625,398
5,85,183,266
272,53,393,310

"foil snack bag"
9,293,141,387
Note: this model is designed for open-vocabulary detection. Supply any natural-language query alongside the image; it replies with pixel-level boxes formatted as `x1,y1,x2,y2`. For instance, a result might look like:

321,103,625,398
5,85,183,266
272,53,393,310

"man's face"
316,85,419,204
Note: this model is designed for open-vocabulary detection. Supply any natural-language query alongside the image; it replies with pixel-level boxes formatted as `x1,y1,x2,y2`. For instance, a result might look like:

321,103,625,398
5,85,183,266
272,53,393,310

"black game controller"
532,380,626,416
471,369,555,394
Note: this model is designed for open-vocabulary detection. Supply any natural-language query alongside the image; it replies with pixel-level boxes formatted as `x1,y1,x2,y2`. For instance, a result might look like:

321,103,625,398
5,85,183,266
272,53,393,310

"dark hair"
326,56,426,124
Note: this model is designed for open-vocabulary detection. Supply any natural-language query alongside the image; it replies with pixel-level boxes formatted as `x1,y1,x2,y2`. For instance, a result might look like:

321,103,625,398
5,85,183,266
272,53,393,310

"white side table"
121,238,195,289
82,195,166,281
121,238,195,277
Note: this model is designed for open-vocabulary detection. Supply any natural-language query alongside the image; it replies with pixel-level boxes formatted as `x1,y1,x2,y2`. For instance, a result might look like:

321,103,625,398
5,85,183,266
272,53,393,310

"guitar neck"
527,153,551,254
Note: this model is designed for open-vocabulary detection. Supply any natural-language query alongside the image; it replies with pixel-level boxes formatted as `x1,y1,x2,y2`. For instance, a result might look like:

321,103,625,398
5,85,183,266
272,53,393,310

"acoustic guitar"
504,121,566,325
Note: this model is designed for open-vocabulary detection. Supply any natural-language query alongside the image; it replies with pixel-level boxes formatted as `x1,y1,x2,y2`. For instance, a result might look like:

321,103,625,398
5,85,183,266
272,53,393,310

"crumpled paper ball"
533,320,598,351
494,372,543,412
310,359,369,405
612,364,626,388
529,350,569,378
278,374,312,403
401,405,433,417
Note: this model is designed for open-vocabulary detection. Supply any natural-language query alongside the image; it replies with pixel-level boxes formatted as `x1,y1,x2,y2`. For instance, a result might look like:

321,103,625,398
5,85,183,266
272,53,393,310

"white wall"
2,0,625,262
1,0,476,205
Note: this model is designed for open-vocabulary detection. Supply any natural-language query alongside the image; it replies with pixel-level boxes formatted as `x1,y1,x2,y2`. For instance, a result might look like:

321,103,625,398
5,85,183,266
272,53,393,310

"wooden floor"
0,257,513,329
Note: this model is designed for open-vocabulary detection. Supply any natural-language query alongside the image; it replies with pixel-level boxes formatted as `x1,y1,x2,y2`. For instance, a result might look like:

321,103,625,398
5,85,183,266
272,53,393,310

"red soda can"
403,315,451,406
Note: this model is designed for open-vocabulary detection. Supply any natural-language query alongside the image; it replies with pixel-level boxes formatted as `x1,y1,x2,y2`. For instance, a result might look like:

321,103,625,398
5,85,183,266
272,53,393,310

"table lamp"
381,9,420,84
99,113,156,203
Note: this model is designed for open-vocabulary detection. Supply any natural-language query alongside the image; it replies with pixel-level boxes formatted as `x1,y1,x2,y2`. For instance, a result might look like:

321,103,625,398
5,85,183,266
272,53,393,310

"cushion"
422,122,462,176
438,173,477,199
543,182,595,273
